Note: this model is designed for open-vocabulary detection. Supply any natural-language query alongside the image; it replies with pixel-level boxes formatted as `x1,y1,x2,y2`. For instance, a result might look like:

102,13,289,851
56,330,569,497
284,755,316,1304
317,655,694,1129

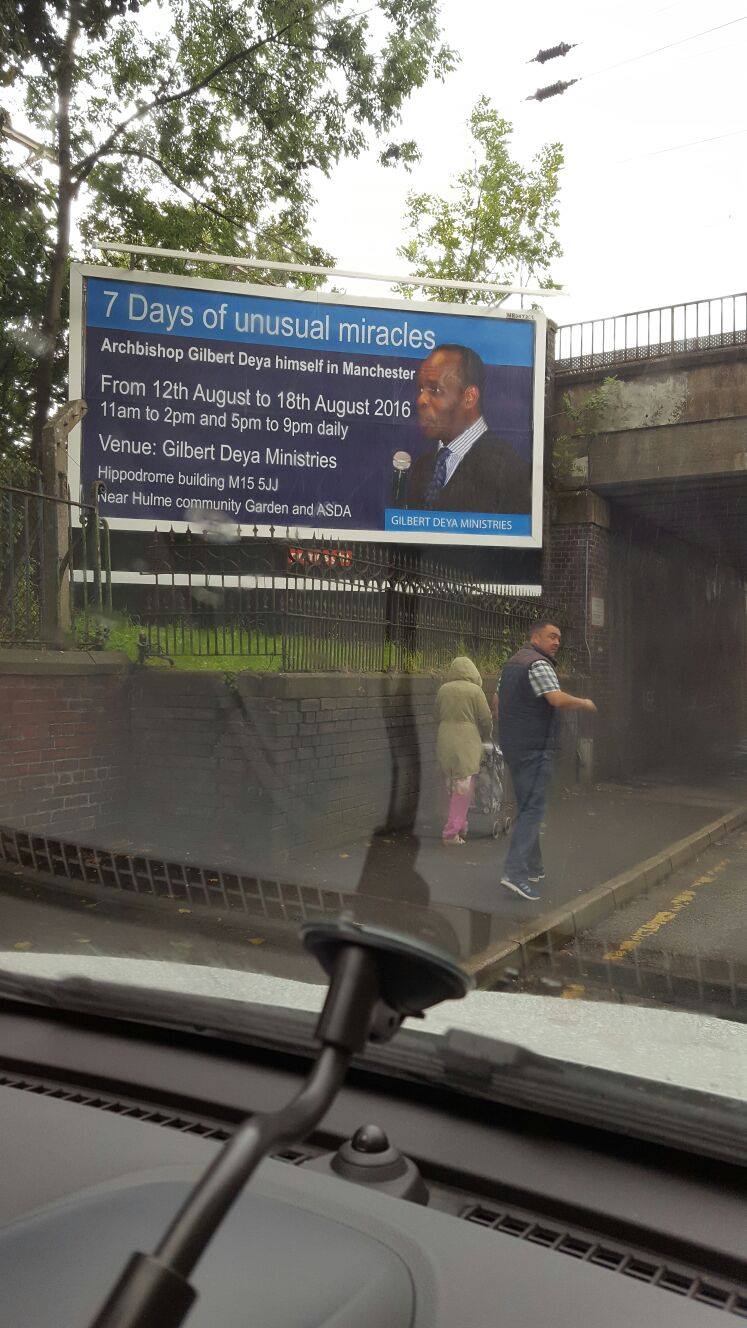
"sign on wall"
69,265,546,547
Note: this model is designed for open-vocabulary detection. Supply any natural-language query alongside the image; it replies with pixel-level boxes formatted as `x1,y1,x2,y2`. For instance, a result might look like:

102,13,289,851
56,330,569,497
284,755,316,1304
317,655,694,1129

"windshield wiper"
1,961,746,1167
0,965,325,1054
435,1027,747,1167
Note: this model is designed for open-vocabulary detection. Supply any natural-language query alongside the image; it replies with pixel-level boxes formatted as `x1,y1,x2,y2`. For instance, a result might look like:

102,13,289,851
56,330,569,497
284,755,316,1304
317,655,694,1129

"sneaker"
528,871,546,883
500,876,540,901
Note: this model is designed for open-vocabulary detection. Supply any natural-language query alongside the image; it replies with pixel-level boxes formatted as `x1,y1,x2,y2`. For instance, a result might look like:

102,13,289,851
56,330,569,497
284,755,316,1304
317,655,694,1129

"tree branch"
72,1,324,185
105,147,248,226
98,148,323,266
461,178,484,301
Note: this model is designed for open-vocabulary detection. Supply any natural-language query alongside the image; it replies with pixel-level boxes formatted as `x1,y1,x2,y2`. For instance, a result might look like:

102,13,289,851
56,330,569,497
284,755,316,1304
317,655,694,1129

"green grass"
146,650,283,673
74,614,285,671
72,613,535,676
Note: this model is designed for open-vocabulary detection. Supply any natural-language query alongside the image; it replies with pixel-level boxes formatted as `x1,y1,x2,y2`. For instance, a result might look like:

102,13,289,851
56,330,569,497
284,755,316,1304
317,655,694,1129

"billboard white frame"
69,262,546,548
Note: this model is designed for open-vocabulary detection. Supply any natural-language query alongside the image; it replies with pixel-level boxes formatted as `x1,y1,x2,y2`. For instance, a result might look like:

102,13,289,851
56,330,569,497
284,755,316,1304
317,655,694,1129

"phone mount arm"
90,921,473,1328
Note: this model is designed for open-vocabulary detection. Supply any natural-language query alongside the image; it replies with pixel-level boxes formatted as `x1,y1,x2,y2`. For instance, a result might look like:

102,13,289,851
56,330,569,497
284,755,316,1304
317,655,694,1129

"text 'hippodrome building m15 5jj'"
70,266,546,548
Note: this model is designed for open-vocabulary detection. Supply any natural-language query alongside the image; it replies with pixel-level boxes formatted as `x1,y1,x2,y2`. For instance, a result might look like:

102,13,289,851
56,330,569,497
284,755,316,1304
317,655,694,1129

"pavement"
2,746,746,995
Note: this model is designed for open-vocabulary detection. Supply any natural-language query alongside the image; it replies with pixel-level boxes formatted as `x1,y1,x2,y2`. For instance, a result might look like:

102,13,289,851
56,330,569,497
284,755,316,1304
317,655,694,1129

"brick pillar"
543,491,616,779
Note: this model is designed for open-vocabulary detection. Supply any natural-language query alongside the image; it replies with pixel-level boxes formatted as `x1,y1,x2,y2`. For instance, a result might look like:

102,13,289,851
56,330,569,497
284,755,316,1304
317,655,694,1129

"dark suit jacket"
407,430,531,515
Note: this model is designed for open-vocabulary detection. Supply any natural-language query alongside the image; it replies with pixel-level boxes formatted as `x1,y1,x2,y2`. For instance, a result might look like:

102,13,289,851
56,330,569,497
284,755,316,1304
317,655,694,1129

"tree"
6,0,456,470
0,147,56,466
397,97,563,304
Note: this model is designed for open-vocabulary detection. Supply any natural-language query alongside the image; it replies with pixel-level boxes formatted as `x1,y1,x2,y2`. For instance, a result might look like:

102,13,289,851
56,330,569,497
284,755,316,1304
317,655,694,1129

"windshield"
1,0,746,1105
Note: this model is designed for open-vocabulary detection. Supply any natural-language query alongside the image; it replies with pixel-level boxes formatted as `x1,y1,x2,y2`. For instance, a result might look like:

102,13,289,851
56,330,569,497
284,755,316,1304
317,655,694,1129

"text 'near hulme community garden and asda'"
71,268,545,547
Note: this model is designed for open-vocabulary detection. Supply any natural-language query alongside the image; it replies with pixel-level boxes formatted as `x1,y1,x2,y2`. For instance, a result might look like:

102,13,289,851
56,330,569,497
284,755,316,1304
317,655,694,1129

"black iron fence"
2,488,568,671
128,527,568,673
0,483,112,649
556,291,747,376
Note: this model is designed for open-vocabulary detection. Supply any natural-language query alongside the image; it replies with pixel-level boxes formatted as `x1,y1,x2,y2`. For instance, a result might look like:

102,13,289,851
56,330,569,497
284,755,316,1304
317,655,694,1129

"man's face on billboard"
415,349,479,443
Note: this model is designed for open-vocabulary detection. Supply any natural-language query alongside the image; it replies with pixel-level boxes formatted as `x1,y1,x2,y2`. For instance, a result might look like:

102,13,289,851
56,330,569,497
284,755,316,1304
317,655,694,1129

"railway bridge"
546,292,747,777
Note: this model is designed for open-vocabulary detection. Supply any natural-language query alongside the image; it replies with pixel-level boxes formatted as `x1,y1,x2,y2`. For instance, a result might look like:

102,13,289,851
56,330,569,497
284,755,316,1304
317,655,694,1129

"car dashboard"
0,997,745,1327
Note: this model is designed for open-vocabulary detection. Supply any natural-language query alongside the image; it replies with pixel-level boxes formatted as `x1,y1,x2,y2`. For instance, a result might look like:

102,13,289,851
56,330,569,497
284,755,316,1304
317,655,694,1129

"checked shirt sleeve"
528,659,560,697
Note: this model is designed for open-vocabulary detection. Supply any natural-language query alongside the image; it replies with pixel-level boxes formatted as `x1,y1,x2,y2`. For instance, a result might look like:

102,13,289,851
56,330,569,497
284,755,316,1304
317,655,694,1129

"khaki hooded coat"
435,657,493,781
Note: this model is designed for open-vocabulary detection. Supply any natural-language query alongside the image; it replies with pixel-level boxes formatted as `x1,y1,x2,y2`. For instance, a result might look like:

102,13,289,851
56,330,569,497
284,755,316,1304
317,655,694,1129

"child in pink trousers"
435,657,493,845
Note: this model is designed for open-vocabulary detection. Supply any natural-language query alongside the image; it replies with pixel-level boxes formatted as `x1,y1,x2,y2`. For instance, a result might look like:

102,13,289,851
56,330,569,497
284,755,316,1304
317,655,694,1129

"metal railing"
0,482,112,649
128,528,567,673
555,292,747,375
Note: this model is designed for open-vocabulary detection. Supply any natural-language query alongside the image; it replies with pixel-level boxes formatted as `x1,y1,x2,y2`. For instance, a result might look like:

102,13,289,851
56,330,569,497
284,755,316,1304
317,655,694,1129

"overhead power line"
524,0,701,77
618,124,747,163
527,79,579,101
527,13,747,101
528,42,577,64
585,12,747,79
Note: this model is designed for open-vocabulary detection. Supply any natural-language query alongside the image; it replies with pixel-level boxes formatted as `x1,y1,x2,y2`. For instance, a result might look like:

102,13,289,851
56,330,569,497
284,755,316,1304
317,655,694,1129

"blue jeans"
503,750,554,884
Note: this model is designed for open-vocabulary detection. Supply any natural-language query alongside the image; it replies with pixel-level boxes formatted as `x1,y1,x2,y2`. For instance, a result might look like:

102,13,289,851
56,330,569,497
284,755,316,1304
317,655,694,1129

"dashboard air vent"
0,1072,316,1164
462,1204,747,1317
0,1072,233,1140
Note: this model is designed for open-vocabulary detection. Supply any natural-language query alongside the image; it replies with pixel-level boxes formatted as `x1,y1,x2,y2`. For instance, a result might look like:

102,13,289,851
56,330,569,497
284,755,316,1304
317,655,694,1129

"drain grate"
462,1203,747,1317
0,825,347,926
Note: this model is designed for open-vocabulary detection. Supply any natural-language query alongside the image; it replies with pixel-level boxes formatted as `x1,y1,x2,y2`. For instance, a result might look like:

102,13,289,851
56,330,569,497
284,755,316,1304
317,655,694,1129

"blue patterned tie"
423,447,451,508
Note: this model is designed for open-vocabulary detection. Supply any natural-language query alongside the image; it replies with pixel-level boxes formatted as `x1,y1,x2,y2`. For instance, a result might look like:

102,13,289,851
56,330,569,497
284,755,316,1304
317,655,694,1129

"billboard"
69,265,546,547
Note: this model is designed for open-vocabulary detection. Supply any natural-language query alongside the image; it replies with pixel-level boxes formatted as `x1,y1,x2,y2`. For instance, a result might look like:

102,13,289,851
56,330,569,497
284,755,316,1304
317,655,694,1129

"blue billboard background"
80,276,537,540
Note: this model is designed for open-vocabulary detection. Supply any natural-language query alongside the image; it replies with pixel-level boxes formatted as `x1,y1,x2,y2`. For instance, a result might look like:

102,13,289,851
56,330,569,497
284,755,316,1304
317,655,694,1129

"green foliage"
8,0,456,453
0,559,39,644
0,1,137,84
0,447,41,644
0,444,38,488
73,611,112,649
80,613,286,669
0,466,40,642
552,376,618,484
67,0,454,260
64,613,557,674
397,96,563,303
563,376,619,435
0,152,61,457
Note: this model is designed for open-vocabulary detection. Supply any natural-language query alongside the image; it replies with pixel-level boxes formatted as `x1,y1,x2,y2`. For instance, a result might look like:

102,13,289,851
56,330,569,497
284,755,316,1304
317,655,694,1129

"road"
513,827,747,1020
1,752,745,1003
0,870,321,984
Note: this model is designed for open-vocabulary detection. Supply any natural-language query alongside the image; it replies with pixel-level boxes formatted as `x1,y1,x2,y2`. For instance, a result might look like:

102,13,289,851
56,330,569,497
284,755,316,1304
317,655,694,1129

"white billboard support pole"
98,241,566,302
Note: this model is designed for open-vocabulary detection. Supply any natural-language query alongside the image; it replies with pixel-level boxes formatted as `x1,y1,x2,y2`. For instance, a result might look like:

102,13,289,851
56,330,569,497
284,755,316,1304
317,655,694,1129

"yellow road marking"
603,858,729,962
561,983,586,999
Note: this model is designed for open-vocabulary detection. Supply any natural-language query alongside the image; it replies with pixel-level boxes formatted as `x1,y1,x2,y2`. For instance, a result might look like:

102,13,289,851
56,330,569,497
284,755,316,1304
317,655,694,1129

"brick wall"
0,652,130,835
125,670,444,865
236,673,442,853
0,650,589,865
119,668,585,864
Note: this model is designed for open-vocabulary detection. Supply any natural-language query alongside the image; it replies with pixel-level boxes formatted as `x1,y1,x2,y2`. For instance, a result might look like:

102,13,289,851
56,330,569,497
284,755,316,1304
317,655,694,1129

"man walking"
496,619,597,901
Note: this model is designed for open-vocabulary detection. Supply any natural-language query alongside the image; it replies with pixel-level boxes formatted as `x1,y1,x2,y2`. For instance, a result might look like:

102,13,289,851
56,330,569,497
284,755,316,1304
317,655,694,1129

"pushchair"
472,741,514,838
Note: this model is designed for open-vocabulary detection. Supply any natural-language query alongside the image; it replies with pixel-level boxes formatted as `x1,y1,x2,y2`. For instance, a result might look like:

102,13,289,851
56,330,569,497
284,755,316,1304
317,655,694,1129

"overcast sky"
7,0,744,329
312,0,747,327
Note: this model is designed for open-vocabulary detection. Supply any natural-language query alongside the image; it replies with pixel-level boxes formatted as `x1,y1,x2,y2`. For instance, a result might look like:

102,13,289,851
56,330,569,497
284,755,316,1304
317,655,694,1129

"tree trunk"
30,0,81,476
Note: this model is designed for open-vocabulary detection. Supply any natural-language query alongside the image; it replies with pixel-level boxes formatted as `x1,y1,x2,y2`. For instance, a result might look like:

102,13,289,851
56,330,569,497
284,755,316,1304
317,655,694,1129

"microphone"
391,450,411,506
89,919,472,1328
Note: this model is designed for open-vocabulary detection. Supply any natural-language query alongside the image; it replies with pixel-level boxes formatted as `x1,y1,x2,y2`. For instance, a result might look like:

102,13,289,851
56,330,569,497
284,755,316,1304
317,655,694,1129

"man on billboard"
407,344,531,514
